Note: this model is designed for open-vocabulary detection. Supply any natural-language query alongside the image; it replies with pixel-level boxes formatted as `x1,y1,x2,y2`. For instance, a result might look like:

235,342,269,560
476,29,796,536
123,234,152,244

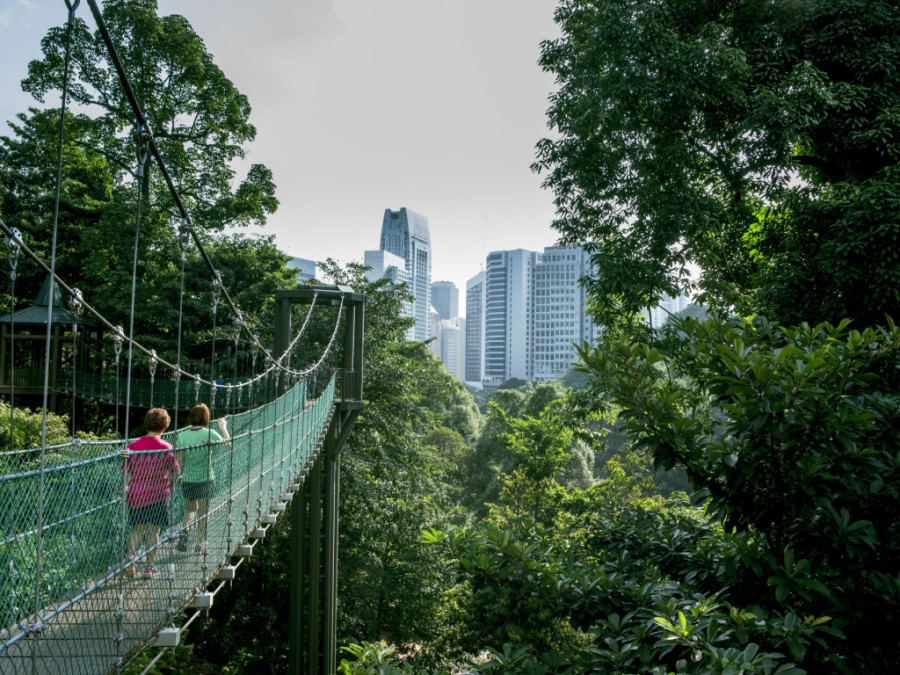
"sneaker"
123,554,136,579
176,533,189,552
142,566,159,579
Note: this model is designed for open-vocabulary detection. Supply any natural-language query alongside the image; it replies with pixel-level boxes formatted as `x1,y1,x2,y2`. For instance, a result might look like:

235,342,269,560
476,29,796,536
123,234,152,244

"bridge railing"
0,374,336,674
57,371,290,412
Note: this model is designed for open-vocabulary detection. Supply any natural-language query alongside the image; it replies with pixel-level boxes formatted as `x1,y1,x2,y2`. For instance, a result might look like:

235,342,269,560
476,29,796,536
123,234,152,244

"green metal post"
308,458,323,675
324,427,340,674
289,479,307,675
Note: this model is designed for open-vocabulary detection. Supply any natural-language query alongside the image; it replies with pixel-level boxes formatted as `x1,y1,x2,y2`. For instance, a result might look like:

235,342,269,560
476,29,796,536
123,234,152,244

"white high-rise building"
483,249,542,384
380,208,431,341
364,249,412,320
287,257,317,282
646,292,691,329
465,271,486,383
440,317,465,381
532,246,599,381
428,306,442,357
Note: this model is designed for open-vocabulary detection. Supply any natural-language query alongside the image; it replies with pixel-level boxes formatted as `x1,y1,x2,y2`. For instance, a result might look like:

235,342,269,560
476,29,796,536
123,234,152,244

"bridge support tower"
274,285,364,675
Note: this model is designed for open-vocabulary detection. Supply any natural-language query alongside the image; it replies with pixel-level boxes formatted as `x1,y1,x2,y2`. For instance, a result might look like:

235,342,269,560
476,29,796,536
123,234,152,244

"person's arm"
215,417,230,440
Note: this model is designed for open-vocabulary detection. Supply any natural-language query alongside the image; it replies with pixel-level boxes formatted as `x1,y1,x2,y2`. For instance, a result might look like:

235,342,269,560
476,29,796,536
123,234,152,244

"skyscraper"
483,249,541,383
287,257,317,282
363,249,412,325
465,271,486,383
532,246,599,381
431,281,459,320
440,317,466,381
380,208,431,341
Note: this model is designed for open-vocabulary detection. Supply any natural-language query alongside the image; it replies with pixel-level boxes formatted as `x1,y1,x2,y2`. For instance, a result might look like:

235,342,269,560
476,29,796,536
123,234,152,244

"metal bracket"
156,628,181,647
217,566,237,580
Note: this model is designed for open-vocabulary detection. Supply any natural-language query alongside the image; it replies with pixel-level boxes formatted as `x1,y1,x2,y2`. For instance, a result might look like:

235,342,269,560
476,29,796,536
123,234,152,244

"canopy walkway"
0,0,367,671
0,376,336,673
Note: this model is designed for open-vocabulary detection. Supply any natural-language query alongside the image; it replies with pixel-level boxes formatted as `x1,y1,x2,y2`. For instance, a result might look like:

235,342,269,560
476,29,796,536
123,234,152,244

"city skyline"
0,0,562,298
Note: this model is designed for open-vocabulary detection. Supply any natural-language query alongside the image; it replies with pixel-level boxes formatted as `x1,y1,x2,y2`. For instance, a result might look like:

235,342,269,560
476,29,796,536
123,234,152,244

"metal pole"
308,458,322,675
323,428,341,675
289,479,308,675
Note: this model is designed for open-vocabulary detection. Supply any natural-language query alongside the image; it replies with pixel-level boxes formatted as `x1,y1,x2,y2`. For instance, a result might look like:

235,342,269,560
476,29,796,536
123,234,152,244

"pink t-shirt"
122,436,179,508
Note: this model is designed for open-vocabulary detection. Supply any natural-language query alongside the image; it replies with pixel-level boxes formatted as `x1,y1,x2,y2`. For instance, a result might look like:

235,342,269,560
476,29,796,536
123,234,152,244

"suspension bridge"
0,1,365,673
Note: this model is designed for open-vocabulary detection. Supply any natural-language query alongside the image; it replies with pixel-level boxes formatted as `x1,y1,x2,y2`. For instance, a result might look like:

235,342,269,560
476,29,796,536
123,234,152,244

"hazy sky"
0,0,562,302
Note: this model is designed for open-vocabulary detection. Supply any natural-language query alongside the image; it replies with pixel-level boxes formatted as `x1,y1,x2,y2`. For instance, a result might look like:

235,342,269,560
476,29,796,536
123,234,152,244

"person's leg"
145,524,160,565
183,497,199,531
197,497,209,544
124,523,138,578
129,523,146,556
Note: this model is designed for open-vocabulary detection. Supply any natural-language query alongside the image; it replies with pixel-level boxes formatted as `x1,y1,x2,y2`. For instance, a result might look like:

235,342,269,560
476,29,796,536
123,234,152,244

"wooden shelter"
0,276,98,411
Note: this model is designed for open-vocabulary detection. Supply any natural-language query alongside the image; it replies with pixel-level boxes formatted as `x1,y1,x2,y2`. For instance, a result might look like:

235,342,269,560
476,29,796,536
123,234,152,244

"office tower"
440,317,466,381
532,246,599,381
465,271,486,383
363,249,412,320
431,281,459,320
429,306,442,357
483,249,542,383
287,257,317,282
646,292,691,329
380,208,432,341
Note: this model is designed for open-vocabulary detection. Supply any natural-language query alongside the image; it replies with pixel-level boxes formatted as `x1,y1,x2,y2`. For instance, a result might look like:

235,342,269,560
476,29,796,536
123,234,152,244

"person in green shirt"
175,403,229,553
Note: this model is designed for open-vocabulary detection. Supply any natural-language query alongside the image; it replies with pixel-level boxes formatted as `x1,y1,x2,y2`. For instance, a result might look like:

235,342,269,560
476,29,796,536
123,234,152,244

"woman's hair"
188,403,210,428
144,408,170,433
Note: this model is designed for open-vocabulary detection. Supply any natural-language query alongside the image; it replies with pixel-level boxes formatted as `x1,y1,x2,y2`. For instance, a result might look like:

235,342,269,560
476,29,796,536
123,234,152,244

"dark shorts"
129,501,171,527
183,481,216,501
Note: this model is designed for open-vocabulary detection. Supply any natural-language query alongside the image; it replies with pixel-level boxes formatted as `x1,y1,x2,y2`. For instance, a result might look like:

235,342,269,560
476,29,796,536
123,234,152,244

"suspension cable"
34,0,80,651
173,219,190,426
6,229,21,451
123,126,150,440
80,0,314,379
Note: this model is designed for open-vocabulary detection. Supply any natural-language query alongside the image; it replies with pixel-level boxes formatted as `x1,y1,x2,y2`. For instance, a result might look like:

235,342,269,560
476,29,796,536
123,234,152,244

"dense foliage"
5,1,898,673
533,0,900,327
0,0,286,365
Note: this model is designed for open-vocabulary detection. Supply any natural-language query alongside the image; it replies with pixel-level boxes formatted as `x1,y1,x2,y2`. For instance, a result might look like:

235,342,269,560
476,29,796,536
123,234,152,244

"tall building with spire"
380,208,432,341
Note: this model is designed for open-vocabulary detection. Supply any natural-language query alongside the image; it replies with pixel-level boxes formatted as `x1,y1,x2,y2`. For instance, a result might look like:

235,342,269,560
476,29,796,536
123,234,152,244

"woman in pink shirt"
121,408,179,579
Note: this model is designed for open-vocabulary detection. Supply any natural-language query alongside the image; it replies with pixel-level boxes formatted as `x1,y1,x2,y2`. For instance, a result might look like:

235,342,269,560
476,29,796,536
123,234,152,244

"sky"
0,0,563,308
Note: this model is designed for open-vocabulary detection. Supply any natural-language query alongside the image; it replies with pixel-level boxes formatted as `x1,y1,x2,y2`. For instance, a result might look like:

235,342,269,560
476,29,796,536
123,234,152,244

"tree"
0,0,278,356
20,0,276,233
534,0,900,327
576,316,900,670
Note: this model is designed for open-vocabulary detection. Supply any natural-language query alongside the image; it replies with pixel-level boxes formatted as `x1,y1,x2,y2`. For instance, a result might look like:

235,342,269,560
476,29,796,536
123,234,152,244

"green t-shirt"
176,427,223,483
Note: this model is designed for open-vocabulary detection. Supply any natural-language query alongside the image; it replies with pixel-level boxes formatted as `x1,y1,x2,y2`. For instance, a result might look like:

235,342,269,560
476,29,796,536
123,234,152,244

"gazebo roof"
0,276,96,327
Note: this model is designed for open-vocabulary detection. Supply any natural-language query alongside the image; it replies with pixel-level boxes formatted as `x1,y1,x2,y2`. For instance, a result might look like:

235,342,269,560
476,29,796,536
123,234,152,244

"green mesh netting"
58,372,269,412
0,375,334,673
